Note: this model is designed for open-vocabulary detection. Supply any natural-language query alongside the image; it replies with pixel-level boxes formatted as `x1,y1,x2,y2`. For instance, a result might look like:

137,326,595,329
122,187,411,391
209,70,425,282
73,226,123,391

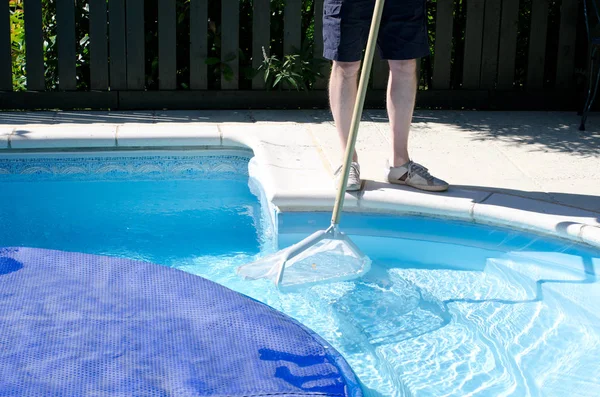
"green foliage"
203,21,237,84
9,1,26,91
41,0,58,90
7,0,569,94
260,52,304,90
206,52,236,82
9,0,90,91
258,41,327,91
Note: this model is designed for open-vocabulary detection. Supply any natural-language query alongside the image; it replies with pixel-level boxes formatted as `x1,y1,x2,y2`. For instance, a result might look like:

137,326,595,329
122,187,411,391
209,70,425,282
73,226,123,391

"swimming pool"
1,151,599,396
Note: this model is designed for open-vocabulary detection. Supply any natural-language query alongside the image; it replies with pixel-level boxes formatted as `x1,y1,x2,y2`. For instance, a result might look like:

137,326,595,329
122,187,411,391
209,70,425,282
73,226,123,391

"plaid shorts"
323,0,430,61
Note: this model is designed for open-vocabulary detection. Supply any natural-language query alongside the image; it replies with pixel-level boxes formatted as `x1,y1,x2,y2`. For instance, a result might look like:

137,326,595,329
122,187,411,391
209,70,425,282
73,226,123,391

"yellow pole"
331,0,386,225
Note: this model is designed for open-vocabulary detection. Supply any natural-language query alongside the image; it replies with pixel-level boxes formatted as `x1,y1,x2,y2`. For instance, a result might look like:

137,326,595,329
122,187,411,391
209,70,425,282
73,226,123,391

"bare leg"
329,61,361,163
387,59,418,167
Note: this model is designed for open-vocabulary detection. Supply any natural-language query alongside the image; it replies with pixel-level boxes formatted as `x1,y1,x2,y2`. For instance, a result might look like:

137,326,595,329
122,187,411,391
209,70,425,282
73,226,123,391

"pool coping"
1,122,599,250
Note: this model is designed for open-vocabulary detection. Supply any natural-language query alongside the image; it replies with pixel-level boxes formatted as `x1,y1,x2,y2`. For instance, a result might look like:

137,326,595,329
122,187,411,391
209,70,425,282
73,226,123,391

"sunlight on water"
172,244,600,397
2,153,600,396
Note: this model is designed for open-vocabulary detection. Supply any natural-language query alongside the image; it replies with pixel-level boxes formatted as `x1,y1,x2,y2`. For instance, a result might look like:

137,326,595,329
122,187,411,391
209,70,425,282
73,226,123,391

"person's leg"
323,0,372,191
387,59,417,167
329,61,361,163
385,59,448,191
328,61,362,191
377,0,448,191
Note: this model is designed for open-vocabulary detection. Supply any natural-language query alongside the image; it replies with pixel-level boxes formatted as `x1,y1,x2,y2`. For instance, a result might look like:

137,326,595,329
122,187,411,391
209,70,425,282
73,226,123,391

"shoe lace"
408,161,433,182
349,163,359,180
335,163,359,178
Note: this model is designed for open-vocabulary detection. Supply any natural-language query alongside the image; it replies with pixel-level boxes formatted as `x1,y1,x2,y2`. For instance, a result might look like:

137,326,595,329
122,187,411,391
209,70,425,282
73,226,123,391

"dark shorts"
323,0,430,61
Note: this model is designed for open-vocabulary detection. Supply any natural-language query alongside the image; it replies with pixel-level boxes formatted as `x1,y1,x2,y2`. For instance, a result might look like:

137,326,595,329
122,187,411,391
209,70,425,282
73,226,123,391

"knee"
332,61,361,79
388,59,417,78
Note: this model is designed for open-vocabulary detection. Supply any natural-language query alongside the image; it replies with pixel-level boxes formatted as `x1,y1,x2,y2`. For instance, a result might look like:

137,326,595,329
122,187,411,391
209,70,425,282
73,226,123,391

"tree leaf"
223,67,234,81
205,57,221,65
287,77,299,90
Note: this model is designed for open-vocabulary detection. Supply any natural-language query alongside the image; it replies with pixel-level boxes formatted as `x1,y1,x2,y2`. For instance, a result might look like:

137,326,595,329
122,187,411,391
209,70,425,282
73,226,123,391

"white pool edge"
1,122,599,250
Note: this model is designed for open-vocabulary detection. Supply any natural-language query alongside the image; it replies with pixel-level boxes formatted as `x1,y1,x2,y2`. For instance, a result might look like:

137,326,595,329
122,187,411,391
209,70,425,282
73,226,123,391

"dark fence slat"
284,0,301,55
313,0,328,89
56,0,77,90
24,0,45,91
462,0,485,89
221,0,239,89
497,0,520,90
114,89,488,110
1,0,11,91
108,0,127,90
2,89,580,111
555,0,578,88
479,0,502,89
527,0,549,89
372,52,388,90
432,0,454,89
126,0,145,90
190,0,208,90
158,0,176,90
4,0,584,109
0,91,118,109
89,0,109,90
252,0,270,89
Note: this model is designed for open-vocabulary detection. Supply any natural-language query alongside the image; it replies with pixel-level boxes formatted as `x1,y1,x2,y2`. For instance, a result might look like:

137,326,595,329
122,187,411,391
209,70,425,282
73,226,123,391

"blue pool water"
1,151,600,396
0,151,264,261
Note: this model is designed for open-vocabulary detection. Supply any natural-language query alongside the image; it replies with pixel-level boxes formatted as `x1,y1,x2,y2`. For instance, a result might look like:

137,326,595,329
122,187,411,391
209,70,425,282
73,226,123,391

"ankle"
392,157,410,167
341,153,359,164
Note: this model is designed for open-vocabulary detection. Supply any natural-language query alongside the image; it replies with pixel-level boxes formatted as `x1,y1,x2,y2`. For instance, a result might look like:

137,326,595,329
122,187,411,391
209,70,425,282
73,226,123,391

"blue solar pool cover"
0,247,362,396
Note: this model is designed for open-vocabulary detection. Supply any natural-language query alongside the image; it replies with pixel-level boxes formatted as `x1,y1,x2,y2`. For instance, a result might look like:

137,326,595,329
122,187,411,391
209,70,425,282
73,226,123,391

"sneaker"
334,162,361,192
387,161,448,192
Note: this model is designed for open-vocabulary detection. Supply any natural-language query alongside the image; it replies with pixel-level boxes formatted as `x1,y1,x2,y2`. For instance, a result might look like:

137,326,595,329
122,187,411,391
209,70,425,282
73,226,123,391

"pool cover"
0,247,362,396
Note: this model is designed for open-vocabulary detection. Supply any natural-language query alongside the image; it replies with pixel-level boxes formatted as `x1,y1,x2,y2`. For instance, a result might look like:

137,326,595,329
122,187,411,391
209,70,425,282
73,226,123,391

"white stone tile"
360,181,488,220
581,225,600,247
310,112,535,191
306,120,390,179
493,141,600,186
117,124,220,147
540,180,600,213
354,122,390,180
219,125,256,148
254,163,359,211
54,111,155,124
272,189,360,212
473,193,600,244
221,123,318,155
300,109,334,123
251,141,327,171
305,122,340,173
10,125,117,149
249,110,313,123
406,125,532,192
260,162,331,191
256,123,316,146
154,110,252,123
247,124,325,170
0,111,56,126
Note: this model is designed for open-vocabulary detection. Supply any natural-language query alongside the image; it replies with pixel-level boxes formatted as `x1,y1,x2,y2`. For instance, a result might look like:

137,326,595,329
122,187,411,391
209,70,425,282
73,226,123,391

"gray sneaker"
334,162,361,192
387,161,448,192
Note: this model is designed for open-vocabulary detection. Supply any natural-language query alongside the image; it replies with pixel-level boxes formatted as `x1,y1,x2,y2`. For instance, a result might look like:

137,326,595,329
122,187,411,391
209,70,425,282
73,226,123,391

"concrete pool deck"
1,109,599,248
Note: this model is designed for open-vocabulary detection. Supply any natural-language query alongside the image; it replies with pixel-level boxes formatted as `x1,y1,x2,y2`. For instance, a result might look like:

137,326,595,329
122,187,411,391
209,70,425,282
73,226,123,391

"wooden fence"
0,0,586,110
